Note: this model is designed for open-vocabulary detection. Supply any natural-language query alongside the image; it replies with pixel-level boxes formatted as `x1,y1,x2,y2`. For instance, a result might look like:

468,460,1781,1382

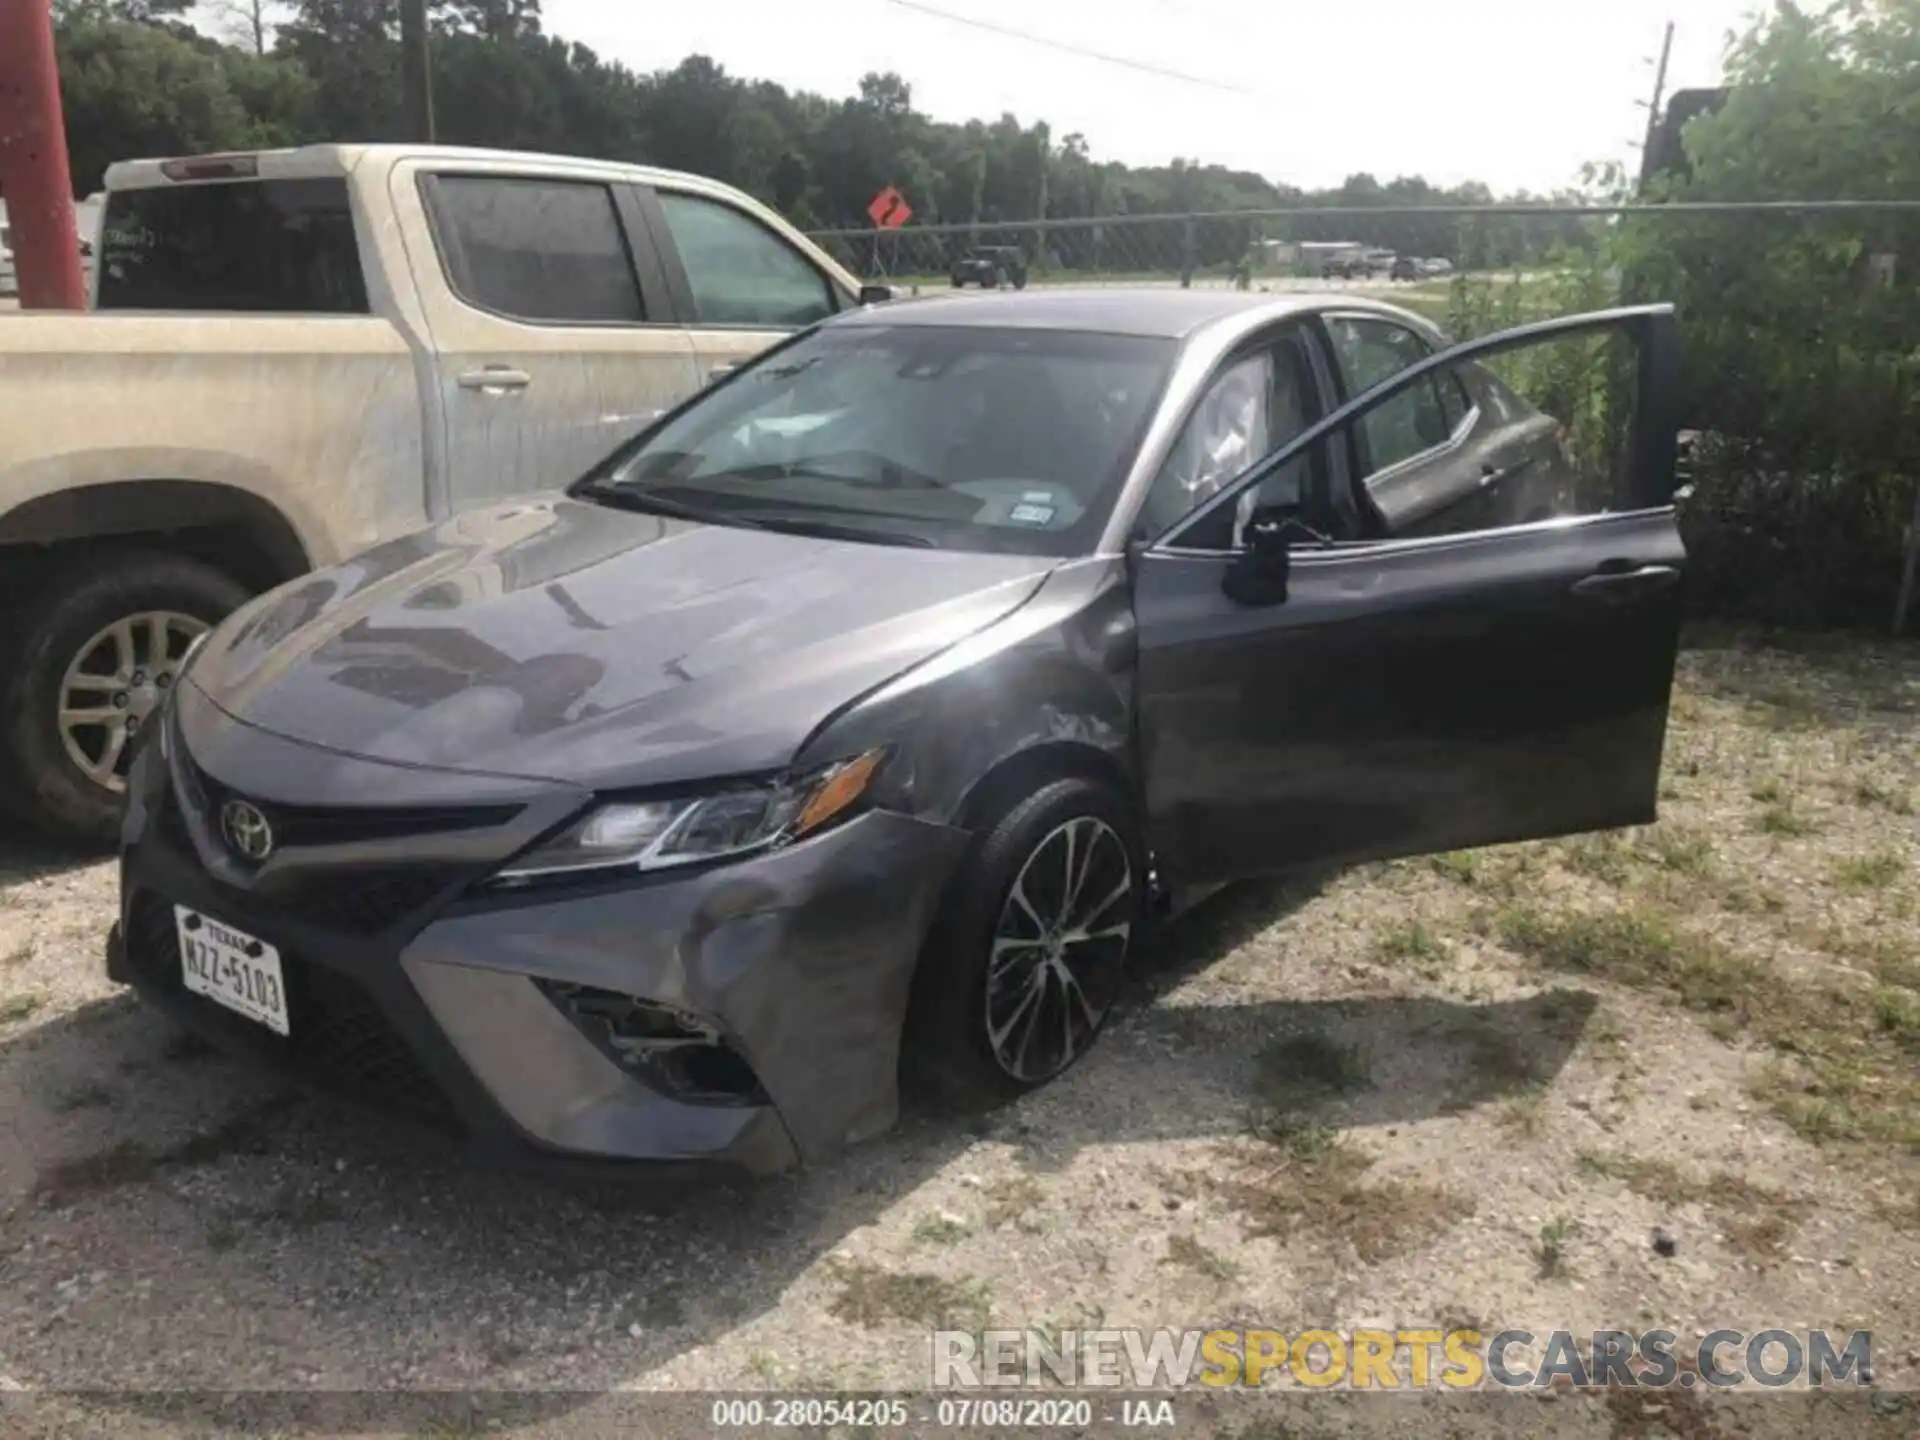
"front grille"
160,763,500,937
184,754,520,847
126,891,463,1134
257,866,467,937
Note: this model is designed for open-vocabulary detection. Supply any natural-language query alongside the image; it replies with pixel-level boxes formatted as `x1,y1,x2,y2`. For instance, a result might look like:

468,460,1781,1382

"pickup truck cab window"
423,175,646,324
653,190,837,329
96,178,367,313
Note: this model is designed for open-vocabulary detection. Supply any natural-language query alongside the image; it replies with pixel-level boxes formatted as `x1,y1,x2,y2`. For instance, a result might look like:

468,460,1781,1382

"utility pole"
1637,21,1676,189
400,0,436,143
0,0,85,309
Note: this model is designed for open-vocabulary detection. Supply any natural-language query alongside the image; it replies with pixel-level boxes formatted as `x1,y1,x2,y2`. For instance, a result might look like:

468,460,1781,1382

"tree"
1618,0,1920,625
53,11,293,189
203,0,285,53
439,0,540,39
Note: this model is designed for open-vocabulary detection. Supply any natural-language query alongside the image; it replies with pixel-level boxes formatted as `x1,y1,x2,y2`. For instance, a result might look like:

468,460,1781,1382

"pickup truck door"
633,185,852,384
397,164,700,513
1132,307,1686,884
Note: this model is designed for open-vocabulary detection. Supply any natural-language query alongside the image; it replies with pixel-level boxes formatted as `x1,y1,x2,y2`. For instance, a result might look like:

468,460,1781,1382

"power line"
884,0,1262,97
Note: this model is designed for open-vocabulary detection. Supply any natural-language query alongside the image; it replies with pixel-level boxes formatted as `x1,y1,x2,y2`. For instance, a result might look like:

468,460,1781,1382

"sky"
537,0,1761,194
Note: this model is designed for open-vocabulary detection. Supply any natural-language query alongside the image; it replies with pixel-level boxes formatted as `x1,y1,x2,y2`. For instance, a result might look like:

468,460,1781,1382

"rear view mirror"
858,283,895,306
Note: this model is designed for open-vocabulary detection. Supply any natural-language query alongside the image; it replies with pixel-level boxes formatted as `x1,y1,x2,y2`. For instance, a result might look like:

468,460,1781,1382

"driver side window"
1138,330,1322,548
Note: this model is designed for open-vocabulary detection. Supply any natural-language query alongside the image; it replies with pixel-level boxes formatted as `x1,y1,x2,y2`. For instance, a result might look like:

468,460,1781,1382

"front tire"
905,777,1144,1107
1,551,250,843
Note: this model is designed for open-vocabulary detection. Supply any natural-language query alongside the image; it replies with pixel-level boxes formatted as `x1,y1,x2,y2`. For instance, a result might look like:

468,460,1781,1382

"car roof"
833,287,1443,343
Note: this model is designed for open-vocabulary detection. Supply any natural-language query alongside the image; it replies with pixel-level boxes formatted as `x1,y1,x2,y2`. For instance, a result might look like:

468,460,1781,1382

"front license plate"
174,906,289,1036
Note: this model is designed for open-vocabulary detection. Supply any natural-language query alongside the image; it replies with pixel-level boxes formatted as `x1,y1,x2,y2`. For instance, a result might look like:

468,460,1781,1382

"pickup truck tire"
2,551,251,844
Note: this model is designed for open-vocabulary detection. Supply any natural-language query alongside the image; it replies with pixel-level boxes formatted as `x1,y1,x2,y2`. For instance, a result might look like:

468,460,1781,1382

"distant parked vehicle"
1417,257,1456,278
951,245,1028,289
1389,256,1419,281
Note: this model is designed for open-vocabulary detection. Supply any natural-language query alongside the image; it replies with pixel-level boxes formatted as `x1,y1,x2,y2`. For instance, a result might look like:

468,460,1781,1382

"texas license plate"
174,906,289,1036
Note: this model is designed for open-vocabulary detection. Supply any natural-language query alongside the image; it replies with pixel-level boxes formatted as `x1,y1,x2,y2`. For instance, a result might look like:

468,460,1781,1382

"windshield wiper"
573,482,764,530
745,513,937,549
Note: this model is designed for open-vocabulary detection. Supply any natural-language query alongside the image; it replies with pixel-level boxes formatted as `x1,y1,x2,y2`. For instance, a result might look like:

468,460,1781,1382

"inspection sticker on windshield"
1008,502,1055,526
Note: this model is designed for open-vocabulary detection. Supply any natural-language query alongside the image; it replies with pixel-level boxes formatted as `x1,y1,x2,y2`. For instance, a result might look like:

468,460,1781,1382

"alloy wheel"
56,611,207,793
984,815,1134,1082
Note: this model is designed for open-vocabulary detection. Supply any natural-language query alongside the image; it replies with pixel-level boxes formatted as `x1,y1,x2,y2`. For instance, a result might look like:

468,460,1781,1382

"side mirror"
1221,514,1294,606
858,283,895,306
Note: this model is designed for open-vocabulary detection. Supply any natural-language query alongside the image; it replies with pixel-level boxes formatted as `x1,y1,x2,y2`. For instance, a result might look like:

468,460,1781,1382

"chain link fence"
809,204,1920,634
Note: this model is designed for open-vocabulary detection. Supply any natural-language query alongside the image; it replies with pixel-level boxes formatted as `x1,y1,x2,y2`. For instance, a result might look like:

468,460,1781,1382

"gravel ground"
0,627,1915,1432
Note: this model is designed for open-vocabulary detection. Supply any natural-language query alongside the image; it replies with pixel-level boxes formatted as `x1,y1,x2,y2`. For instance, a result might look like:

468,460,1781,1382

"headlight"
491,747,889,887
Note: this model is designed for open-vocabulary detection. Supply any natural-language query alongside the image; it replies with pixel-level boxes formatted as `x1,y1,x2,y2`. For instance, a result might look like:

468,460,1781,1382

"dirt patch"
0,629,1914,1412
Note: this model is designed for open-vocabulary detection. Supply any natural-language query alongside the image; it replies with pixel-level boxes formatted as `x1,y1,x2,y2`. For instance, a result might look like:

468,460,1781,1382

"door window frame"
1150,305,1682,558
634,183,855,330
416,171,680,329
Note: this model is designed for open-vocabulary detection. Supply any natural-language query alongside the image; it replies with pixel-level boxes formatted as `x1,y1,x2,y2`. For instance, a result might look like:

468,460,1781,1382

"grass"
1493,902,1763,1013
912,1212,972,1246
1536,1217,1576,1279
1427,851,1482,885
1757,803,1819,838
2,991,44,1022
1852,777,1914,814
1874,987,1920,1049
1646,824,1715,876
1372,919,1450,968
981,1173,1045,1230
827,1261,992,1331
1556,832,1634,885
1253,1032,1372,1111
1213,1116,1469,1265
1594,1154,1808,1263
1494,889,1919,1149
1833,848,1908,891
747,1350,781,1383
1161,1233,1239,1285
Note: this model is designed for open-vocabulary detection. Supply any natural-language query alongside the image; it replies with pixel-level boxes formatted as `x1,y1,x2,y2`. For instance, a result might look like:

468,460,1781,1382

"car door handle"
1480,461,1523,487
457,366,532,393
1570,564,1681,603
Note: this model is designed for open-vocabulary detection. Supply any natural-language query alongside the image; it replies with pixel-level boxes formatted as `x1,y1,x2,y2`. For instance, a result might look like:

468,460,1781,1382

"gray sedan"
111,290,1687,1175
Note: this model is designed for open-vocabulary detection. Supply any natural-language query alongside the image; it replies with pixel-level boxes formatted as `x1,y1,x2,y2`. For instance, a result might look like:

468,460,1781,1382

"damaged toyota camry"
111,290,1687,1175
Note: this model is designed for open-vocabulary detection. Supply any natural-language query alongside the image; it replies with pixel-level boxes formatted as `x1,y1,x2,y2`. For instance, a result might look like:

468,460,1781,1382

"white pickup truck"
0,143,874,840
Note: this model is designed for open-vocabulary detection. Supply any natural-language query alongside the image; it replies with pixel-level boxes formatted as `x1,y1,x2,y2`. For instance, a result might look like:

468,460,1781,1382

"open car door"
1131,305,1685,884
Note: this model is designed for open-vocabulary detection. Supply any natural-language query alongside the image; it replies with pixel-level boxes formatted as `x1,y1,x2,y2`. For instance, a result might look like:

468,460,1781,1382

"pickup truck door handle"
457,366,532,393
1570,564,1681,603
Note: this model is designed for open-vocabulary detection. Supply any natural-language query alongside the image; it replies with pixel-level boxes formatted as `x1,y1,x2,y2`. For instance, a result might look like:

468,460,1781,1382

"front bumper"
115,687,968,1176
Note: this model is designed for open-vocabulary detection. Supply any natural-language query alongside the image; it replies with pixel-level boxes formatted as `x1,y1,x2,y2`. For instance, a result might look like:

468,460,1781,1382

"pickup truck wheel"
2,553,250,843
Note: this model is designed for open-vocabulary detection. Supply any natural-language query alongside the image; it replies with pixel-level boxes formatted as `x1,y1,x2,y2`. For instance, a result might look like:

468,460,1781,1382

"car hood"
187,496,1055,788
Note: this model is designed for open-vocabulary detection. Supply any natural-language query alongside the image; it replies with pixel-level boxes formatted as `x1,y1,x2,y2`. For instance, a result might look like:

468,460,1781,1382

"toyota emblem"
220,799,275,863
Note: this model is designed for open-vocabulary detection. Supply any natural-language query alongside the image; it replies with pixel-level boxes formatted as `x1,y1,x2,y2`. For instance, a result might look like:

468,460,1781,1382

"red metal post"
0,0,86,309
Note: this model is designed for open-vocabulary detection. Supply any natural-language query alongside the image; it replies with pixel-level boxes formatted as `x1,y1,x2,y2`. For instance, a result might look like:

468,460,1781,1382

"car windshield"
588,323,1176,555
